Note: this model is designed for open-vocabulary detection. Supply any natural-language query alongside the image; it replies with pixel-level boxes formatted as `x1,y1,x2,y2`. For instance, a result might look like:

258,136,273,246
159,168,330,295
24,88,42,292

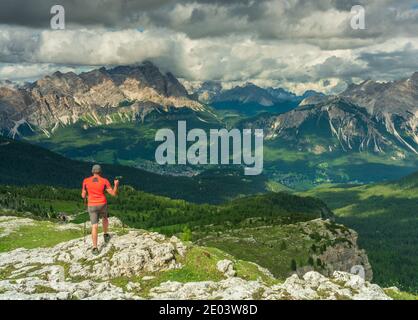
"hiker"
81,164,119,255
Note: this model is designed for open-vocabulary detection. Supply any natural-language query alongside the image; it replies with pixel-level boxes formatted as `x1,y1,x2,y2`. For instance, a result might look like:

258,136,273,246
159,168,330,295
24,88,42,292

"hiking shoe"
104,233,111,244
92,247,99,255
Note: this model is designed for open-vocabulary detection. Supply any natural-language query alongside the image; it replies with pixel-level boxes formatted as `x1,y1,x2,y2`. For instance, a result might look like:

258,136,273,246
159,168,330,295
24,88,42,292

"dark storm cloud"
313,56,368,80
358,45,418,80
0,0,418,93
0,0,171,28
1,0,418,41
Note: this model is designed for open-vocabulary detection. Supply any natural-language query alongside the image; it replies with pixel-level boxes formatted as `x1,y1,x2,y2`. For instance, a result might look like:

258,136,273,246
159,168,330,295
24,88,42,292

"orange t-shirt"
82,176,111,206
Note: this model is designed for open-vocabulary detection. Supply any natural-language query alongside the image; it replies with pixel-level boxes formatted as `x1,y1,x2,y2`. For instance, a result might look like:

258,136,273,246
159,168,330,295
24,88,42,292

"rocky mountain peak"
0,62,203,136
247,93,418,155
78,67,112,87
341,72,418,116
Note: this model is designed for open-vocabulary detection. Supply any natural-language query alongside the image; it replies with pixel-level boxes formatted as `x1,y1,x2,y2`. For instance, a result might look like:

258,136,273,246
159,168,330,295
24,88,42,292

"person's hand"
114,179,120,186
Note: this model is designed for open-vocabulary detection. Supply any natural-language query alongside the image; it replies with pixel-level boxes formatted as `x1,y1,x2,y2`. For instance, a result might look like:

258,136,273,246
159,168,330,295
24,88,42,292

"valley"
1,63,417,187
0,184,341,282
0,136,269,204
0,62,417,298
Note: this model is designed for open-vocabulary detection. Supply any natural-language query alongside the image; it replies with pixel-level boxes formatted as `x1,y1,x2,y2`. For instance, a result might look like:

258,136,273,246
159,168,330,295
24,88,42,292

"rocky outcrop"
266,271,390,300
0,230,184,281
216,260,236,278
0,217,390,300
149,270,390,300
197,219,373,283
296,219,373,281
0,228,187,300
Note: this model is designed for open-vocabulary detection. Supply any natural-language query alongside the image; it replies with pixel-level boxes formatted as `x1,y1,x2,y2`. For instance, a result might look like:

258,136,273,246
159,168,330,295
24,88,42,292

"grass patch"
0,266,16,280
34,285,58,294
235,261,278,286
0,221,82,252
384,288,418,300
139,246,276,297
196,223,324,281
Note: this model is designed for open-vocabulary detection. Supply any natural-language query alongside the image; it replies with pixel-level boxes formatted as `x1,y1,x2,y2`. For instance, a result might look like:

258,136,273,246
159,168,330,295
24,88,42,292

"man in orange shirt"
81,164,119,255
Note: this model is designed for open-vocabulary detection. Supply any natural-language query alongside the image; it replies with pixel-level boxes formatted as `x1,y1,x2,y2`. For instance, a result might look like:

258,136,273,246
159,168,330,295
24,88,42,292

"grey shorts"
88,204,108,225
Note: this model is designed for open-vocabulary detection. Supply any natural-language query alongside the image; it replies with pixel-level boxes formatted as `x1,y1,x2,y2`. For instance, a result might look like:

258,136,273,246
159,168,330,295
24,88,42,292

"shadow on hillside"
333,194,418,293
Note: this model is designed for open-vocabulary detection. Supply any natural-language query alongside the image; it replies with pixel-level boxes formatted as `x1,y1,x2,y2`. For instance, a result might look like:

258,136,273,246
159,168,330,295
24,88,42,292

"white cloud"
0,63,92,82
1,0,418,93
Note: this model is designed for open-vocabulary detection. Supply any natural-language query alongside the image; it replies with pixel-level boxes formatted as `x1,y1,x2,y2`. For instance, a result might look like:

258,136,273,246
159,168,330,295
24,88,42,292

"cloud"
0,63,89,82
358,42,418,80
0,0,417,93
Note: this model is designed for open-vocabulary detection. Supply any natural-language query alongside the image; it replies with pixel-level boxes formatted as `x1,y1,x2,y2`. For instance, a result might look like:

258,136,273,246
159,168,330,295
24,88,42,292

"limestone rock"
149,271,390,300
265,271,390,300
0,217,391,301
150,278,265,300
216,260,236,278
0,63,205,137
0,229,186,300
296,219,373,281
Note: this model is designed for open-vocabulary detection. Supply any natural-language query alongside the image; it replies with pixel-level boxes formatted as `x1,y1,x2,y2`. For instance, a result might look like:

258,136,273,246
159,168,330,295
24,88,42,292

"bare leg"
91,224,99,248
103,217,109,234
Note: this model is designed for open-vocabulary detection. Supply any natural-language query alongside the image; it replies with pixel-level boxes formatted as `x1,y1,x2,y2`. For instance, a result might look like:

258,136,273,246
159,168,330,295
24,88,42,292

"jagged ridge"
0,62,205,138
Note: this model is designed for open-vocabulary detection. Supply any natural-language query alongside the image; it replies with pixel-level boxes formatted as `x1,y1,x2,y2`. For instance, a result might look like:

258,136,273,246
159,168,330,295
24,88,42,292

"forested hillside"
0,136,267,204
0,185,330,235
303,171,418,293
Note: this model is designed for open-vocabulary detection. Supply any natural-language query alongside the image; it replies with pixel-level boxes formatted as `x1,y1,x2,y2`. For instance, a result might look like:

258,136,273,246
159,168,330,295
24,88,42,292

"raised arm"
106,179,119,197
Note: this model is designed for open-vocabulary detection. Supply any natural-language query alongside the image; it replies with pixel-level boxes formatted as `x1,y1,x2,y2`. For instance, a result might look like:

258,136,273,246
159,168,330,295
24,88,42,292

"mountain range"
184,80,323,116
0,62,417,186
0,62,205,138
245,73,418,157
1,63,418,295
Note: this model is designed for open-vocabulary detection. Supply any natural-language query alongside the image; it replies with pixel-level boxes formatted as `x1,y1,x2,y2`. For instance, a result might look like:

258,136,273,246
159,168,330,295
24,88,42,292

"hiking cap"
92,164,102,174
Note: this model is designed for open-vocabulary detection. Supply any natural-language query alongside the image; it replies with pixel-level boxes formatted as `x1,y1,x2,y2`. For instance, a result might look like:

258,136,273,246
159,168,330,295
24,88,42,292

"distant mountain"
341,73,418,116
247,97,401,154
184,81,223,103
247,97,418,158
212,83,296,107
0,62,206,138
186,81,324,116
244,72,418,156
340,73,418,154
